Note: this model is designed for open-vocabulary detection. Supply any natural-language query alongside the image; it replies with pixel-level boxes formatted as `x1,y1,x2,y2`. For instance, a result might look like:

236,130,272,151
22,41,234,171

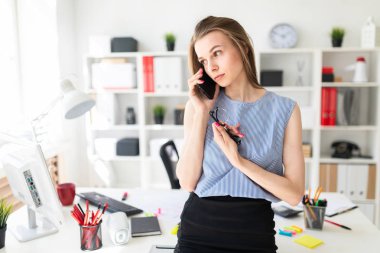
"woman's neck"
224,83,263,102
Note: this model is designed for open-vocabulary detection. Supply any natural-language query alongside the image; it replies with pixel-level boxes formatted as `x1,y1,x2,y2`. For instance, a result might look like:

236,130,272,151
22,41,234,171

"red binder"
143,56,154,92
321,87,329,125
328,88,337,126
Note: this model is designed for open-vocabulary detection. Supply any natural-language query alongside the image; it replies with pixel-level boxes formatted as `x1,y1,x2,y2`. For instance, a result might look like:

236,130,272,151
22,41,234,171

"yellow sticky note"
294,235,324,249
171,224,179,235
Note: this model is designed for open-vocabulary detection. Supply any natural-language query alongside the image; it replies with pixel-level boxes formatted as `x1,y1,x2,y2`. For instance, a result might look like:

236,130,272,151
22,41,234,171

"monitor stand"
8,206,58,242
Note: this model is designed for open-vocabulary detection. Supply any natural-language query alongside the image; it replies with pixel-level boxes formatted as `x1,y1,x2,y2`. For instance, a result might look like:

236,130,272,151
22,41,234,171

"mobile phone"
197,68,216,99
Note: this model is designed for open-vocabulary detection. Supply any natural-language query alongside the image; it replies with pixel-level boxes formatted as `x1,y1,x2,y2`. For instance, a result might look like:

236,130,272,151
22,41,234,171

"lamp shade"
61,79,95,119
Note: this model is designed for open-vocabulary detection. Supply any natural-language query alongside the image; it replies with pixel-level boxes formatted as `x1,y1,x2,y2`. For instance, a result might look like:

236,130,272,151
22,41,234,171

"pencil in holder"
303,205,326,230
79,221,103,251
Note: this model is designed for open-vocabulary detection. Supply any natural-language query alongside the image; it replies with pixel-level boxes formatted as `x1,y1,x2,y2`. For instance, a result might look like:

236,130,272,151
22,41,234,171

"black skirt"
175,192,277,253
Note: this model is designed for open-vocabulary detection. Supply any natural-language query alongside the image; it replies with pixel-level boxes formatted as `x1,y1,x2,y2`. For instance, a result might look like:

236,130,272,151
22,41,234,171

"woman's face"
194,30,245,88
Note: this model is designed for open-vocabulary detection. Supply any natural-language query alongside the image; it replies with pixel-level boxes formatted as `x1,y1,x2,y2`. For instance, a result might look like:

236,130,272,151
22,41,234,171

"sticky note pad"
171,224,179,235
290,225,303,233
284,226,298,233
294,235,324,249
279,229,292,237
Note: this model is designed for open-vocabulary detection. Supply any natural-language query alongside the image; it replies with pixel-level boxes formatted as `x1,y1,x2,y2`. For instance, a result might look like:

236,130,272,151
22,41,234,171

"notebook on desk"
131,216,162,237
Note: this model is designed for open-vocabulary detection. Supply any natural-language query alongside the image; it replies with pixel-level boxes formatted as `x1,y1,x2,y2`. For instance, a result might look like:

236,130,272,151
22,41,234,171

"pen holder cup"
79,222,103,251
303,205,326,230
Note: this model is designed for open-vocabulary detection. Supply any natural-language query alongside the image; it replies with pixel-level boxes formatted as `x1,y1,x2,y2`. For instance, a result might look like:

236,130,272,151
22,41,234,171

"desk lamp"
31,79,95,143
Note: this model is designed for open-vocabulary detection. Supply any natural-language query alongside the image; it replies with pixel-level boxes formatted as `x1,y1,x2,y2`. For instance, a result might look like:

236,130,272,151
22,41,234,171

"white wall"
74,0,380,53
59,0,380,185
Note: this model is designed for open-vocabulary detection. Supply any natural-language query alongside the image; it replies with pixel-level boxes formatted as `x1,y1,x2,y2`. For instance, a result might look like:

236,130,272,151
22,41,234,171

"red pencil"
325,219,351,230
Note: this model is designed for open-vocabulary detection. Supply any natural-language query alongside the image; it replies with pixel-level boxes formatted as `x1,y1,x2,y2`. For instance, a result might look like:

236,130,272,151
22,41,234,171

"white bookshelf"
84,48,380,226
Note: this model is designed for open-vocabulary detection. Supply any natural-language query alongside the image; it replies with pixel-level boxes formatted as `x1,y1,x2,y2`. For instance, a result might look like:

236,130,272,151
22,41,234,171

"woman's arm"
176,101,209,192
212,104,305,206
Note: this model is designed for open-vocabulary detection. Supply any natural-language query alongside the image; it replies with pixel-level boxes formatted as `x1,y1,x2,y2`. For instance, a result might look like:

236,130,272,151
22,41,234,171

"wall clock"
269,23,298,48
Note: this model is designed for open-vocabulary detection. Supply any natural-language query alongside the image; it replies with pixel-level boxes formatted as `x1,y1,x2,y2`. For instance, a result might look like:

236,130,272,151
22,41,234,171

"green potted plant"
331,27,345,47
153,104,166,124
0,199,13,249
165,33,176,51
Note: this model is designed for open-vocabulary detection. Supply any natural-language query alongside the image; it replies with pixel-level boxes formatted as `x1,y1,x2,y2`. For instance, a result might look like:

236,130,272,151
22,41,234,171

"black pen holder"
303,205,326,230
79,221,103,251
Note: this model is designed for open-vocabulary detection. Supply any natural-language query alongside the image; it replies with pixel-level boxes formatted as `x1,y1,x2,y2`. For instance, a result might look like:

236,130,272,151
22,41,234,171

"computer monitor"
0,133,64,242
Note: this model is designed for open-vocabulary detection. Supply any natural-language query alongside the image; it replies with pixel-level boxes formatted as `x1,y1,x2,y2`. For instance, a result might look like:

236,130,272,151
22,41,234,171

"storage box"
260,70,283,86
111,37,138,52
92,62,136,89
116,138,139,156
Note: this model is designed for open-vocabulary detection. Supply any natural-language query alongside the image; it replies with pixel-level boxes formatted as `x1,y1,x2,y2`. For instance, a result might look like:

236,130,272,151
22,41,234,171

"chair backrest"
159,140,180,189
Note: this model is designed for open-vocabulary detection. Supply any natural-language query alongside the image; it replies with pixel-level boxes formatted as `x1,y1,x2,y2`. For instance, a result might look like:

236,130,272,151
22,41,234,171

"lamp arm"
31,94,64,123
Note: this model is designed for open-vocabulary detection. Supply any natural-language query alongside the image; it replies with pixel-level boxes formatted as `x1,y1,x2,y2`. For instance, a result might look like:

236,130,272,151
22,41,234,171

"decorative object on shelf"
153,105,166,124
330,27,345,47
174,104,185,125
336,88,360,125
322,66,334,82
345,57,368,82
165,33,176,51
269,23,298,48
116,138,139,156
295,59,306,86
0,198,13,249
302,143,312,158
330,141,372,159
361,16,380,48
111,37,138,52
126,107,136,124
260,70,283,86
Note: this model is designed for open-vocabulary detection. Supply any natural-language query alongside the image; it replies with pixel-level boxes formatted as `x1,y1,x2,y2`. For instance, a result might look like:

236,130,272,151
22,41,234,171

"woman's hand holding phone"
187,68,219,114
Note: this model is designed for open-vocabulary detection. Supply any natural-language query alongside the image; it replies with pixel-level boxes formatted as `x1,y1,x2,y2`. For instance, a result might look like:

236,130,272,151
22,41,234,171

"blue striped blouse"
194,88,296,202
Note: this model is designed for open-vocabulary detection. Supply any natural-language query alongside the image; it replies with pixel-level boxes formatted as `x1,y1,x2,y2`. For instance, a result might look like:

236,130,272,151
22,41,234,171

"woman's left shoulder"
268,91,296,108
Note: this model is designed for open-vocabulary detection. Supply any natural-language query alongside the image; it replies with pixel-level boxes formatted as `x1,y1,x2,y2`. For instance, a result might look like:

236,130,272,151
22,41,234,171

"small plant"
153,105,166,117
0,199,13,228
165,33,176,44
331,27,345,40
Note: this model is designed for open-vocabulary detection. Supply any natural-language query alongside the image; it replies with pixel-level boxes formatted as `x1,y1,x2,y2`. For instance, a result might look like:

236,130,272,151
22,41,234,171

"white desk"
2,188,380,253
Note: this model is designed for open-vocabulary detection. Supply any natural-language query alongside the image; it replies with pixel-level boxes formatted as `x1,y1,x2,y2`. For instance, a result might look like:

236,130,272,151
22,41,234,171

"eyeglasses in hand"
209,107,242,145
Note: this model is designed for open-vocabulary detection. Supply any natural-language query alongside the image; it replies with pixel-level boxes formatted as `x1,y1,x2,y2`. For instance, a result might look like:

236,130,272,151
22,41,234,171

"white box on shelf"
92,62,136,89
153,57,182,93
94,138,117,160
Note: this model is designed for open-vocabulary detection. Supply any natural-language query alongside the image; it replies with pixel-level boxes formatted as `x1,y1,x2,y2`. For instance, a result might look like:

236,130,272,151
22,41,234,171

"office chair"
159,140,180,189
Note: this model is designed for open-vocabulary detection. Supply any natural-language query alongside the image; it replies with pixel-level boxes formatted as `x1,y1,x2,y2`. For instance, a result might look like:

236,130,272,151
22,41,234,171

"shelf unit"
84,48,380,226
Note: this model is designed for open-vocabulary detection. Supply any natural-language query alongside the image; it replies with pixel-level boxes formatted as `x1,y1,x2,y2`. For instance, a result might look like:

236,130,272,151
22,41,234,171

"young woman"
175,16,305,253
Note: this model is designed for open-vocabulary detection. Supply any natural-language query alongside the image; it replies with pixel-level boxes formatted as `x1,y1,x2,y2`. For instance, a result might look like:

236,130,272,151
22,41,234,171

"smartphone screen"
197,68,216,99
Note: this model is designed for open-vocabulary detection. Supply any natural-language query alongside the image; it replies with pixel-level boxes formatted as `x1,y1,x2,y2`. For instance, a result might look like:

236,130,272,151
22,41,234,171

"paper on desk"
320,193,357,217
